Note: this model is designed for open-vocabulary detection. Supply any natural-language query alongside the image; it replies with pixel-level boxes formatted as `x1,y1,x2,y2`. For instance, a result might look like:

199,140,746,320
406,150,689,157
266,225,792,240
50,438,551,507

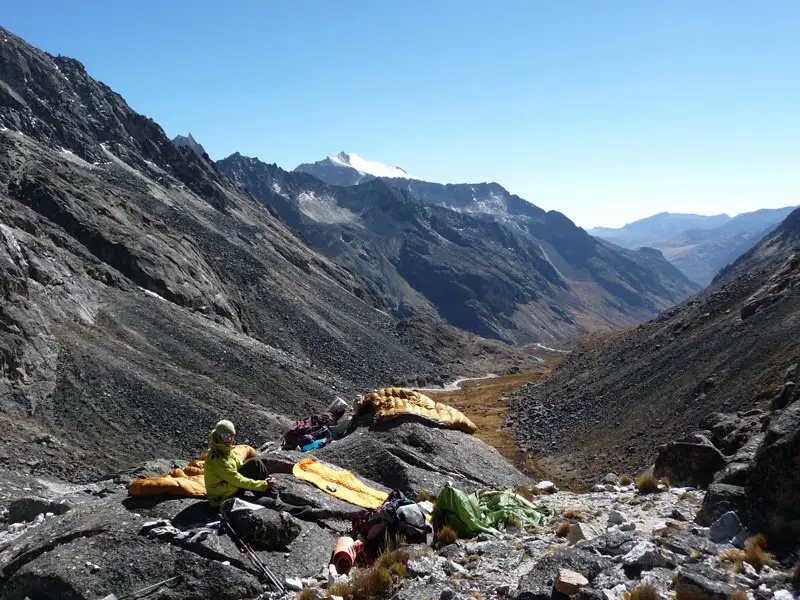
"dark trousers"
237,458,315,520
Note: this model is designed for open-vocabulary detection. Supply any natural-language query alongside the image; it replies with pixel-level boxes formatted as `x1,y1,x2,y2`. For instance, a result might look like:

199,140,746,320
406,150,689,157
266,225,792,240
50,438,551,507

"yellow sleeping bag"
128,444,256,498
292,458,388,509
357,387,477,434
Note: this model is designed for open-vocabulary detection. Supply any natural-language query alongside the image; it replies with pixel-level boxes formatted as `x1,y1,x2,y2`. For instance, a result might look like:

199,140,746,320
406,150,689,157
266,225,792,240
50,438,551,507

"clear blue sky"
4,1,799,227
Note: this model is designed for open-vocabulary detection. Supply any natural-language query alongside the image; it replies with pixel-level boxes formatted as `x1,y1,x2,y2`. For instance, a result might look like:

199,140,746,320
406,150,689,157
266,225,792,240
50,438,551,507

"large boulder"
653,433,726,488
220,499,301,551
695,484,746,526
744,400,800,545
315,420,532,495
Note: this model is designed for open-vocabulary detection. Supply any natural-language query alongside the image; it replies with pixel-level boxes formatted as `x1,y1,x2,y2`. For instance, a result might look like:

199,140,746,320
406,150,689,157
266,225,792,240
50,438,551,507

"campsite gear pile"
356,387,477,433
347,489,432,567
281,397,350,450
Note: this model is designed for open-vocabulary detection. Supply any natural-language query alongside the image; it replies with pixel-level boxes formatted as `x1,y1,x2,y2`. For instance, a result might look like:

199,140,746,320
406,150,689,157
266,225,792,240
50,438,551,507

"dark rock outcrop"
653,434,727,488
744,399,800,544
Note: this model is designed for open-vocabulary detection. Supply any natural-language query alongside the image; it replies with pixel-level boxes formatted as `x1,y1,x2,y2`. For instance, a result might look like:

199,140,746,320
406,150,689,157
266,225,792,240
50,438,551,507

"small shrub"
563,509,585,522
660,476,671,488
626,584,661,600
374,547,411,574
555,521,571,537
679,491,693,500
327,582,350,597
728,591,748,600
717,548,746,572
295,589,319,600
619,473,633,485
636,473,660,494
514,486,535,501
415,490,434,502
743,535,774,571
435,526,458,546
350,566,393,599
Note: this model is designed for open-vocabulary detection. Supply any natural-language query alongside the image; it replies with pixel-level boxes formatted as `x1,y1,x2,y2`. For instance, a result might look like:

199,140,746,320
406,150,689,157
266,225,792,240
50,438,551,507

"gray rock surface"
315,421,532,494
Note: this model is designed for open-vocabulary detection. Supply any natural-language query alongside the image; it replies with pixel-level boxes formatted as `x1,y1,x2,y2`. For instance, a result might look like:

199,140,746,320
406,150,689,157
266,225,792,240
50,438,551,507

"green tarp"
434,486,554,538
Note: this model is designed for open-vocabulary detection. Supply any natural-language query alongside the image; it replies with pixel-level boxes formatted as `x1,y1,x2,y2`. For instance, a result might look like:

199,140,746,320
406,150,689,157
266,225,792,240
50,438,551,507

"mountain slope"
220,154,699,343
512,209,800,485
0,28,503,480
591,208,797,285
713,206,800,283
294,151,416,186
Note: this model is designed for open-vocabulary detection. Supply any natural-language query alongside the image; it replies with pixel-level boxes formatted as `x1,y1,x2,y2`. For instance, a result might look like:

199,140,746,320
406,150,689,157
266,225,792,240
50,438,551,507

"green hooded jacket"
204,420,269,508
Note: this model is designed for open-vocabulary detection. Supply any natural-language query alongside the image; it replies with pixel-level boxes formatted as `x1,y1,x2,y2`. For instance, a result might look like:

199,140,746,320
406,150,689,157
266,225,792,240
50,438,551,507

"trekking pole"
221,516,286,595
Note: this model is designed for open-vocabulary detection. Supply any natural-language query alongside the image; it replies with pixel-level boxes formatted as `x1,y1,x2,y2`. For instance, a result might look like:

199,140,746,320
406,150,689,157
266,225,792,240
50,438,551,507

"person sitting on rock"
205,419,324,520
204,419,273,509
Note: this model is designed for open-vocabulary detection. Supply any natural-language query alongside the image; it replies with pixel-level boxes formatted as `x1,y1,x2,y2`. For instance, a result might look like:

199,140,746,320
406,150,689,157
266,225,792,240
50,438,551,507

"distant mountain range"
218,152,699,342
589,208,798,285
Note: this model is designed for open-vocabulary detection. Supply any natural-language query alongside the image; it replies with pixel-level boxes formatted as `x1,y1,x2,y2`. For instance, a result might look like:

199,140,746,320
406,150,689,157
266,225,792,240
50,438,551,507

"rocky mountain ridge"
219,153,699,343
0,26,519,482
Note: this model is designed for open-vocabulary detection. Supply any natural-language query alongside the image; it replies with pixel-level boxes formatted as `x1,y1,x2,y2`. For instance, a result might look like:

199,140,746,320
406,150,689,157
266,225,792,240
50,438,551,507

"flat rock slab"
316,421,532,495
555,569,589,595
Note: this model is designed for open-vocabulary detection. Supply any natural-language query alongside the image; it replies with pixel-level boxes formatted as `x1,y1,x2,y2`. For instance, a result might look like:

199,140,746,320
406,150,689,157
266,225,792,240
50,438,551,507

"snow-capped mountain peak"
328,151,417,180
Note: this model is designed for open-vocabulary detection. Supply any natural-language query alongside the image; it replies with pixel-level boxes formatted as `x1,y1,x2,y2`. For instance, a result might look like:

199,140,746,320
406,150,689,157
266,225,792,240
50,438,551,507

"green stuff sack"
434,486,554,538
434,485,499,537
478,490,554,529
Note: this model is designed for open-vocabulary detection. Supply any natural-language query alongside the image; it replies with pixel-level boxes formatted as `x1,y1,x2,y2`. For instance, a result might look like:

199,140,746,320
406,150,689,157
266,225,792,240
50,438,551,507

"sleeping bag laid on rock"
128,445,256,498
357,387,477,433
434,485,554,537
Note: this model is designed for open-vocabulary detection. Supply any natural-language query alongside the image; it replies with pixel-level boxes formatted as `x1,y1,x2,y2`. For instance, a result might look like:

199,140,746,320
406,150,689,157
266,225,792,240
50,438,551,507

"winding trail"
413,373,499,393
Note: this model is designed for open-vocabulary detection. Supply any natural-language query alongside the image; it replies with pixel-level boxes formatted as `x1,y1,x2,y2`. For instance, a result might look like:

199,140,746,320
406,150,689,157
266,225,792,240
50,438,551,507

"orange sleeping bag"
128,445,256,498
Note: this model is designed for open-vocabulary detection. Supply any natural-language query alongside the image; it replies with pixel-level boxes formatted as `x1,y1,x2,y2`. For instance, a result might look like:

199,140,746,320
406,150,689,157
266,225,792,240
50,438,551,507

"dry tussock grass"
727,591,748,600
619,473,633,485
435,526,458,547
414,490,434,502
636,473,660,494
660,476,671,488
743,535,774,571
622,584,661,600
562,509,585,522
555,521,572,537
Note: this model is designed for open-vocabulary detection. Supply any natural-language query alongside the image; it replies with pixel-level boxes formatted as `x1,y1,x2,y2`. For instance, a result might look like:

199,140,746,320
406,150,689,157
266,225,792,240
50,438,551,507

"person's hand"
266,476,275,489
